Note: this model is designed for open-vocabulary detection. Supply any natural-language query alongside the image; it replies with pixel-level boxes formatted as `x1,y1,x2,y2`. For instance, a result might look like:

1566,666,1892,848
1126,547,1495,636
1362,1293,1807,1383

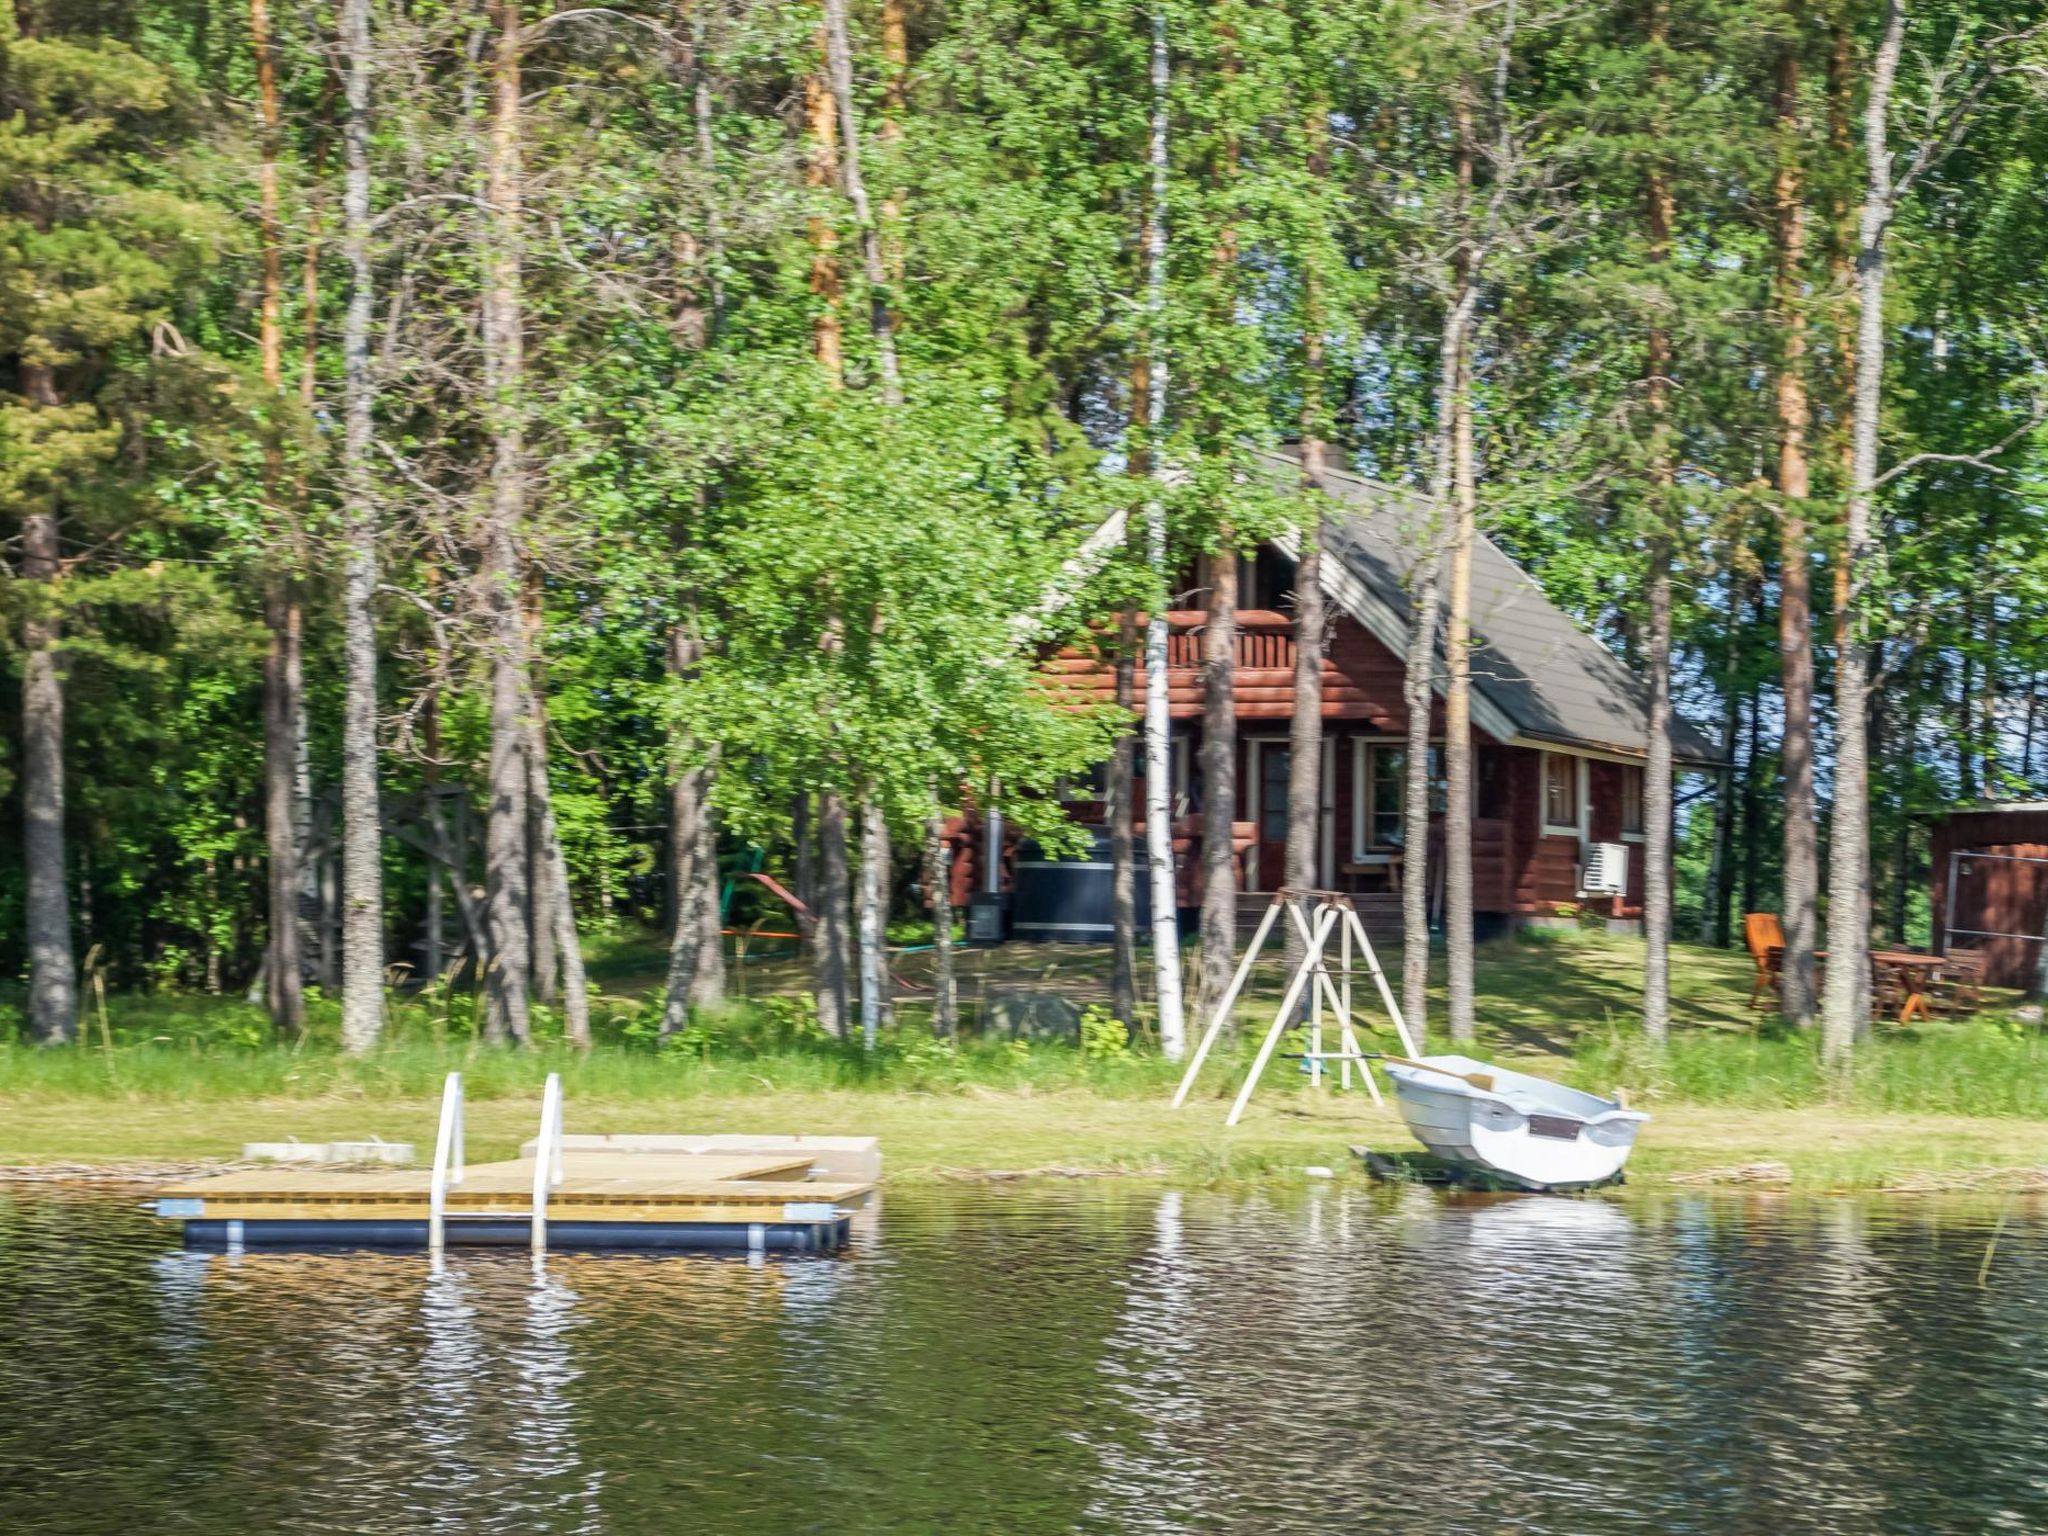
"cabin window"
1134,735,1193,817
1619,765,1645,837
1058,762,1110,802
1238,547,1298,612
1542,752,1582,834
1353,743,1443,856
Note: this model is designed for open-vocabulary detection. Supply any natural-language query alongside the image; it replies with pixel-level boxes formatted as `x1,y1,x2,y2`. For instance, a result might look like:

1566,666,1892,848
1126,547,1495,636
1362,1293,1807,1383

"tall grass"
1572,1015,2048,1118
0,985,1185,1103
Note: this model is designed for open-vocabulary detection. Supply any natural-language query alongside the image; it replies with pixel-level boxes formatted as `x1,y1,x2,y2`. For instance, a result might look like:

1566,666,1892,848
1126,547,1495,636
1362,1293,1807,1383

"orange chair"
1744,913,1785,1011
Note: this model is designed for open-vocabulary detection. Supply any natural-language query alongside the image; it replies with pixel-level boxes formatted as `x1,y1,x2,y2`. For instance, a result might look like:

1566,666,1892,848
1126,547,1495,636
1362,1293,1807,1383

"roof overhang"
1271,522,1524,748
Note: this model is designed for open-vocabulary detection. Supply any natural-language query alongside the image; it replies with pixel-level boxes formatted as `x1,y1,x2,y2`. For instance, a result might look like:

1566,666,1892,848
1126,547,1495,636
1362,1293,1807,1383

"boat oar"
1362,1053,1497,1092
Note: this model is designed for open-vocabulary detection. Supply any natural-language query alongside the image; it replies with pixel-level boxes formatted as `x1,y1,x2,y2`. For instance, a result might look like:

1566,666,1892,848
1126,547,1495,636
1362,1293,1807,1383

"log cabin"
954,447,1724,942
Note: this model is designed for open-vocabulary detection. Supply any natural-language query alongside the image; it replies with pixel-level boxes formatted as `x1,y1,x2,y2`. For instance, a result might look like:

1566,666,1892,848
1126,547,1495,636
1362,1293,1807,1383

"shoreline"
5,1091,2048,1194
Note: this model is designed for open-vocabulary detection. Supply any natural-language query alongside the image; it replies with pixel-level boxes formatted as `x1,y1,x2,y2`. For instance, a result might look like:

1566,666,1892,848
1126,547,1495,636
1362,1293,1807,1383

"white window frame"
1541,751,1589,840
1619,763,1647,844
1351,740,1411,864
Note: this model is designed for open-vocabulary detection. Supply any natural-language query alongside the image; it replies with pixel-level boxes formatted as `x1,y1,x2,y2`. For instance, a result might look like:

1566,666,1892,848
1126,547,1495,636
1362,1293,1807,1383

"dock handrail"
428,1071,466,1255
530,1072,565,1256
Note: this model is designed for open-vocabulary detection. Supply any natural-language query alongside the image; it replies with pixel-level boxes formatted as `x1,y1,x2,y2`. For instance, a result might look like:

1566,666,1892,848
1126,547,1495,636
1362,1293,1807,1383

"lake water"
0,1183,2042,1534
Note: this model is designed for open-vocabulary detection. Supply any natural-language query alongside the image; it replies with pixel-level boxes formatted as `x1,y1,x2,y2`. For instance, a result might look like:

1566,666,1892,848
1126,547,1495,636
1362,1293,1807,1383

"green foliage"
6,0,2048,1020
1079,1003,1131,1060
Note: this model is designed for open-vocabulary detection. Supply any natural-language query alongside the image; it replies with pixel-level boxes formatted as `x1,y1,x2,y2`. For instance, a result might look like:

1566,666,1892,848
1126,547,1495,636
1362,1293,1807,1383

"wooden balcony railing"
1162,610,1296,672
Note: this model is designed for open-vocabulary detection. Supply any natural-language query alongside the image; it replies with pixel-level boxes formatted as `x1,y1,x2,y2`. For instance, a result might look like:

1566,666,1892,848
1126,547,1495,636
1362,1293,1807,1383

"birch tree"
337,0,385,1052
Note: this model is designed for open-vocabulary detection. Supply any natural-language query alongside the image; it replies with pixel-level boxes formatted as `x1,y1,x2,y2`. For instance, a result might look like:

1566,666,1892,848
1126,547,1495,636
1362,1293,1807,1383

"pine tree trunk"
251,0,304,1035
806,30,842,385
1401,279,1474,1047
660,614,720,1031
1644,549,1675,1044
1642,28,1675,1047
337,0,384,1053
794,792,818,954
1822,0,1902,1065
525,700,590,1047
926,805,957,1037
1741,679,1763,918
859,800,891,1045
1285,245,1328,987
525,586,557,1006
691,788,726,1008
816,789,852,1037
262,578,305,1032
1195,553,1239,1020
18,375,75,1045
1774,35,1820,1028
480,0,531,1047
483,628,531,1045
661,756,711,1036
1705,589,1744,947
1140,9,1186,1058
823,0,900,403
1285,478,1325,905
1108,608,1140,1025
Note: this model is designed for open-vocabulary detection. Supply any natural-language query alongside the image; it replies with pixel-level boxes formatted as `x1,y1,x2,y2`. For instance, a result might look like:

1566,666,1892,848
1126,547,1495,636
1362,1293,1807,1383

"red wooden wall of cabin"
1931,809,2048,987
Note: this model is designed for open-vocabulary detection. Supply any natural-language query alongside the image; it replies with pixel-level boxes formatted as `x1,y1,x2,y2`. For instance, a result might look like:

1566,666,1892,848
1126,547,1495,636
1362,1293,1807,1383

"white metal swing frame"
1170,888,1420,1126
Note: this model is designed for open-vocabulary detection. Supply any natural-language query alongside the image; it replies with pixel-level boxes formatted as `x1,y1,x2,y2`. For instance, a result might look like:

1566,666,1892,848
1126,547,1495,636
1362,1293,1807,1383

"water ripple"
0,1185,2039,1534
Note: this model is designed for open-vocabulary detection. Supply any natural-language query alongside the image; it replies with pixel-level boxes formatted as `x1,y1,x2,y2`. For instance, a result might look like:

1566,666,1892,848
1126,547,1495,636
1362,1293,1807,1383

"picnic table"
1870,949,1946,1025
1764,945,1946,1024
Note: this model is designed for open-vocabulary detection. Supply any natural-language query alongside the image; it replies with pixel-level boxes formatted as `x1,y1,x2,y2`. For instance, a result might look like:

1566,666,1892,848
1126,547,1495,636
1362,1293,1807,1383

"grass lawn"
2,925,2043,1191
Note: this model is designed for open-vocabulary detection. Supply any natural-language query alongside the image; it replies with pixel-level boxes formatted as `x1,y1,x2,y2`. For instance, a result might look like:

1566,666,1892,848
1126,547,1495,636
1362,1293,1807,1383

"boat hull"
1383,1056,1647,1192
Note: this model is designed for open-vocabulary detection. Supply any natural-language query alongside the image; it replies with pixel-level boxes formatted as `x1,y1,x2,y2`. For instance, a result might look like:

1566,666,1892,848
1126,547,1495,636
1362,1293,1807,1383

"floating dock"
152,1075,877,1256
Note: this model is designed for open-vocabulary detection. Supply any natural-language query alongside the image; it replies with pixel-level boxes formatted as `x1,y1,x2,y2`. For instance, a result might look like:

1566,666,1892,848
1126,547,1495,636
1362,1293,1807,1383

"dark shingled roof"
1257,447,1725,768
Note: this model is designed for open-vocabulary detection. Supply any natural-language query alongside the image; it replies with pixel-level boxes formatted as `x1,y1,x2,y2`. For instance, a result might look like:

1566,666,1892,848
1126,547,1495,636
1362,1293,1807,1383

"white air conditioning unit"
1580,841,1629,899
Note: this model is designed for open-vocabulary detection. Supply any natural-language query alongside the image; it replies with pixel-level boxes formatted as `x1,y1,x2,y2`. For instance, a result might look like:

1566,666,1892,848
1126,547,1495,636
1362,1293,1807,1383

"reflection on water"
0,1183,2043,1534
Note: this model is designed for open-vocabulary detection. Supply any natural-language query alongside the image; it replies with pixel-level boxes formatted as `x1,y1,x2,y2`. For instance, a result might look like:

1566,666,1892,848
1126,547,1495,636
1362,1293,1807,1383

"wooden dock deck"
154,1139,878,1255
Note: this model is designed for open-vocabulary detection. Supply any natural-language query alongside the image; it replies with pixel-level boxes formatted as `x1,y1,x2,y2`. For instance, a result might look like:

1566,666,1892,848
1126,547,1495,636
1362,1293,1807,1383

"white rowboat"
1381,1055,1647,1191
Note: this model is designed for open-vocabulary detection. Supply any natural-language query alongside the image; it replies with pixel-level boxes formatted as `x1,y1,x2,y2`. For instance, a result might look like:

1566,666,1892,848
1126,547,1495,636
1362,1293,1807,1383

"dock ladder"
427,1069,568,1257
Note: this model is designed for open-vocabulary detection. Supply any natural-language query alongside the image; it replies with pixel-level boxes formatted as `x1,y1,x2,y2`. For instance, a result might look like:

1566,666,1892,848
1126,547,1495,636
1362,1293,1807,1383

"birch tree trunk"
1108,607,1140,1025
824,0,901,1044
479,0,531,1046
816,789,852,1037
1775,35,1821,1027
926,803,957,1036
1443,337,1476,1043
859,801,891,1044
19,366,74,1042
337,0,384,1053
252,0,304,1035
1827,11,1872,1030
1140,8,1186,1059
1822,0,1902,1064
